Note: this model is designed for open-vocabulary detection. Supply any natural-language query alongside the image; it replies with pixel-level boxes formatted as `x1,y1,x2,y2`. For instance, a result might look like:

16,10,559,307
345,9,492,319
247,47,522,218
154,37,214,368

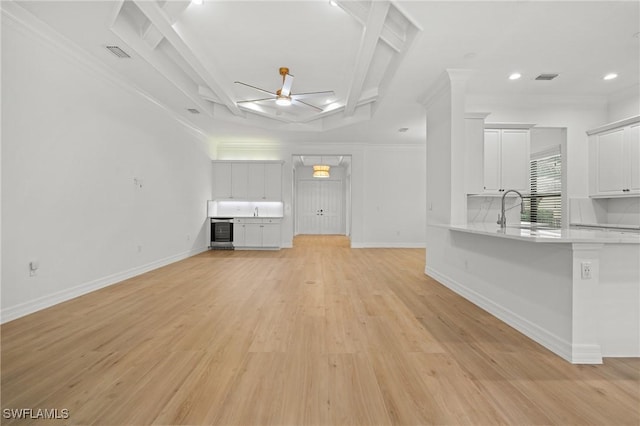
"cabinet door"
627,123,640,192
233,223,246,246
261,223,280,247
247,163,265,199
244,224,262,247
483,130,501,192
500,129,530,192
264,163,282,200
597,128,626,194
212,162,232,199
231,163,248,199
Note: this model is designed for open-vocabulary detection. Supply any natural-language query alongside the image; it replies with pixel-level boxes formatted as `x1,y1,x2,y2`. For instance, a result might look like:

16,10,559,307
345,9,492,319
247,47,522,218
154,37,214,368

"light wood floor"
2,235,638,425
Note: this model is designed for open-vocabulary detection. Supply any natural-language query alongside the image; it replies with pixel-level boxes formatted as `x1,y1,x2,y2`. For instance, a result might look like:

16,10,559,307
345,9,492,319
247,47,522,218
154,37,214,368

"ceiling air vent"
398,127,409,133
535,73,559,81
187,108,200,114
106,45,131,58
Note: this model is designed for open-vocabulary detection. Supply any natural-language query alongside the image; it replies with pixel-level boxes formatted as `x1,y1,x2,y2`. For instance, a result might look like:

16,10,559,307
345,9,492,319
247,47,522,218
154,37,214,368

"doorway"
292,155,351,236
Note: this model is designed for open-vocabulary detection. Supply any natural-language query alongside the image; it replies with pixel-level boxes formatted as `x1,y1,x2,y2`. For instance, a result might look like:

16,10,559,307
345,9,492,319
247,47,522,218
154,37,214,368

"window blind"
522,148,562,227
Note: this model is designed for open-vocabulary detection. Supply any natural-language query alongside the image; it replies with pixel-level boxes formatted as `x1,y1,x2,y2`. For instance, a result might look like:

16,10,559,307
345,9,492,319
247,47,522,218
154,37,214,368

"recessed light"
329,0,338,6
603,73,618,81
509,73,522,80
192,0,203,5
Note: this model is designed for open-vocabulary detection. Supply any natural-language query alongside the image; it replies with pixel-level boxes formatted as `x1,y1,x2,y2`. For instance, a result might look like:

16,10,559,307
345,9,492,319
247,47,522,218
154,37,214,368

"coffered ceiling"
3,1,639,146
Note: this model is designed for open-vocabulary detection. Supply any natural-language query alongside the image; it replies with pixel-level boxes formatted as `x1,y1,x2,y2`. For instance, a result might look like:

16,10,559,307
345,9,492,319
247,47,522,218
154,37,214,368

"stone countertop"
444,223,640,244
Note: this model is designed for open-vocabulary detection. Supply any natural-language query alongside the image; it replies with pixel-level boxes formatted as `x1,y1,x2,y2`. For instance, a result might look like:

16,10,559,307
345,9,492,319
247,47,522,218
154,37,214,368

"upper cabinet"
213,161,283,201
482,128,530,194
588,116,640,198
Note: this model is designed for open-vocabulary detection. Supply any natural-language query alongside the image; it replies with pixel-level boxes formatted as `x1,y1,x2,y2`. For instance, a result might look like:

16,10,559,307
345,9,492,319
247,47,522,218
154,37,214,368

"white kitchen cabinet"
246,163,282,200
233,218,281,249
588,116,640,197
261,222,281,247
212,161,282,201
264,163,283,200
483,128,530,194
212,162,232,199
231,163,248,199
212,162,248,199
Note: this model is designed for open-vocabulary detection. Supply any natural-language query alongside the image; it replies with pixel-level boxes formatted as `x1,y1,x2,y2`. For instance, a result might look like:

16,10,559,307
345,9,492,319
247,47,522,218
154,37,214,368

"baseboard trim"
424,266,601,364
351,242,426,248
1,246,208,324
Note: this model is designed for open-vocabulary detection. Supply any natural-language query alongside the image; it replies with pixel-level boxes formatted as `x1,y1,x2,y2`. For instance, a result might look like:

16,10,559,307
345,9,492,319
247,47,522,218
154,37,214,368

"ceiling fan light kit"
275,96,292,106
235,67,334,112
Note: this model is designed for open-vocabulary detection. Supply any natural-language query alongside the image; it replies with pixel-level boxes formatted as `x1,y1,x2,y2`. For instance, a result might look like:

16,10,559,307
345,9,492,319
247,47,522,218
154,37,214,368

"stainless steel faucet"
254,206,259,217
497,189,525,229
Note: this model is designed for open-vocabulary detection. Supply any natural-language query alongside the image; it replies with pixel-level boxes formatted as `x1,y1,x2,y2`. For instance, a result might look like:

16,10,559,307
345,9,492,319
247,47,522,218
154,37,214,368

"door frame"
291,154,352,237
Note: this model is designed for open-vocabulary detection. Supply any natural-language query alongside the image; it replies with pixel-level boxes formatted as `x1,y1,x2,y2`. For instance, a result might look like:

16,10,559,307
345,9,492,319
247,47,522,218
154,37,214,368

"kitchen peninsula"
432,223,639,364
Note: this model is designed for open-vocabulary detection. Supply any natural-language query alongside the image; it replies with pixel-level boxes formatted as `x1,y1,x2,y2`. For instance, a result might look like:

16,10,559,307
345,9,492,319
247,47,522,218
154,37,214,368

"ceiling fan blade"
292,99,323,112
234,81,276,96
237,98,276,103
281,73,294,97
290,90,335,100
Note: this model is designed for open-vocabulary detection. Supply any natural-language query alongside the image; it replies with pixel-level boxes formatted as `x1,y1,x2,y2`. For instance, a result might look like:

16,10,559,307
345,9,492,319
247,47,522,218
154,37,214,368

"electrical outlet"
581,262,592,279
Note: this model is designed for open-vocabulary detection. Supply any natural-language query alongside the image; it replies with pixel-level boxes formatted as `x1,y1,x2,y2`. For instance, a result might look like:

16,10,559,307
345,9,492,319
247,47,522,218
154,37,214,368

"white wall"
607,87,640,122
216,142,426,248
1,13,212,322
361,146,426,247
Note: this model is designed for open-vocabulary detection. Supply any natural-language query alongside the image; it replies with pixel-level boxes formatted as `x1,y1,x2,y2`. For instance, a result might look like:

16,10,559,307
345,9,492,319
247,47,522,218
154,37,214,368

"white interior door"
297,180,322,234
321,180,343,234
297,179,344,235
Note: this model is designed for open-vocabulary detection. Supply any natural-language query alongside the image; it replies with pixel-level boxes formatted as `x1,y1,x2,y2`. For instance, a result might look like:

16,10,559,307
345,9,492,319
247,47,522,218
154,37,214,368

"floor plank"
1,235,638,425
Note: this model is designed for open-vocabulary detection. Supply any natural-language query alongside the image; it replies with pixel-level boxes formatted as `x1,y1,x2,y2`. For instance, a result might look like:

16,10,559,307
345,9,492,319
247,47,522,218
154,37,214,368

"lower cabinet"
234,218,281,249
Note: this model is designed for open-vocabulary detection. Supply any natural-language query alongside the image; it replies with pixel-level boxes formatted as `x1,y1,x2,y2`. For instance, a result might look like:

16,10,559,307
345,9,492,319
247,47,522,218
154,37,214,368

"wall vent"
187,108,200,114
535,73,559,81
106,45,131,58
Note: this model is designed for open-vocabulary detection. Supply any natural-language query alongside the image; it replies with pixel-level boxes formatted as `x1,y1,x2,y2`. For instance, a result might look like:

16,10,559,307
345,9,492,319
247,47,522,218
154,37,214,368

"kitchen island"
426,223,639,363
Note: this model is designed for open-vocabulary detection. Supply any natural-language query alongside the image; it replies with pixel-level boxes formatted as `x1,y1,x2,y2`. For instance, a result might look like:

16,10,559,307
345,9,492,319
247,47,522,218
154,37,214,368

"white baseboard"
351,242,426,248
1,246,208,324
425,266,602,364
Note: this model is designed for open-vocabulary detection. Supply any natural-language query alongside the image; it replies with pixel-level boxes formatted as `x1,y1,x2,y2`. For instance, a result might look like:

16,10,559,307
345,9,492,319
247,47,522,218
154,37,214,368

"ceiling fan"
234,67,334,112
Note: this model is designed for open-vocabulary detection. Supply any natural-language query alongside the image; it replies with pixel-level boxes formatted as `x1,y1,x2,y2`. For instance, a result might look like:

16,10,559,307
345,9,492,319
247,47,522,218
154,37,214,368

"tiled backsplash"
467,195,522,224
207,200,284,218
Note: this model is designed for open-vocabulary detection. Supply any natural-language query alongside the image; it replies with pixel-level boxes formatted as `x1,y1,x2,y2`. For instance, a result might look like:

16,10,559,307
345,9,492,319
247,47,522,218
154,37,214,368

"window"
522,147,562,227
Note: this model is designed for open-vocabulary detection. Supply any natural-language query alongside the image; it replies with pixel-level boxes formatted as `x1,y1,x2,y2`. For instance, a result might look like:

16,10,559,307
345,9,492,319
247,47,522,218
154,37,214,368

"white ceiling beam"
336,0,403,53
143,1,190,50
344,1,390,116
133,0,243,116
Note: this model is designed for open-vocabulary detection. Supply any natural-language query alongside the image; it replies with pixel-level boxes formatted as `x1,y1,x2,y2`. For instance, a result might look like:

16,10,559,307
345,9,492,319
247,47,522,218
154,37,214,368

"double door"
590,122,640,196
297,180,344,235
483,129,530,193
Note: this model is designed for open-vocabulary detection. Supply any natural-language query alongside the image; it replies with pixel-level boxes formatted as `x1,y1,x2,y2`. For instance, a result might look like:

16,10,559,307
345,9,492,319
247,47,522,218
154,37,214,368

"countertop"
210,216,283,219
446,223,640,244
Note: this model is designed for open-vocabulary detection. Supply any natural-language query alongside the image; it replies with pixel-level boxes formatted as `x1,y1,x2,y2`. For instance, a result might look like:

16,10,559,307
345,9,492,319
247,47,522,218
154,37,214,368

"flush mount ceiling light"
603,73,618,81
509,72,522,80
313,164,330,178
